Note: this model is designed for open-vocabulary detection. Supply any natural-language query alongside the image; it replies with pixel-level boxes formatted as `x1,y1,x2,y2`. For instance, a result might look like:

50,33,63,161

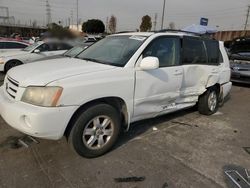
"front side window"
143,37,181,67
0,42,5,49
182,37,207,64
23,42,41,51
36,43,49,52
77,35,146,67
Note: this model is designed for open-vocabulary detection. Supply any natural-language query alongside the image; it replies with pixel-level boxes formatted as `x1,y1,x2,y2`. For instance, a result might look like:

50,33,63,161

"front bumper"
0,86,77,140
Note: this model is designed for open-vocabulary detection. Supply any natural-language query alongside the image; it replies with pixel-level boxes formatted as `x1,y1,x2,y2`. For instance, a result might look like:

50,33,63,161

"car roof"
113,31,220,41
113,31,201,37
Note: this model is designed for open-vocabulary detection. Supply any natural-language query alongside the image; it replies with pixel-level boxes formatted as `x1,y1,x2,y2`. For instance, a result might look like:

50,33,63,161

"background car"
228,37,250,84
33,44,90,62
0,40,30,52
0,40,73,73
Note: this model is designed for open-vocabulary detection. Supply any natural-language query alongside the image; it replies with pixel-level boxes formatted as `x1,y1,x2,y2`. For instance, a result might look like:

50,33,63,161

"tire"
4,60,22,73
68,103,121,158
198,87,219,115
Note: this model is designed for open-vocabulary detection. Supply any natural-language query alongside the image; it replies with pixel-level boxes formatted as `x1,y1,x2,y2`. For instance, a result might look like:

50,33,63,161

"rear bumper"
221,82,232,99
0,86,77,140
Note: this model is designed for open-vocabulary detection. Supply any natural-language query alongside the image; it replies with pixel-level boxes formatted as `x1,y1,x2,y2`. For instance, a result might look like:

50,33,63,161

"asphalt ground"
0,72,250,188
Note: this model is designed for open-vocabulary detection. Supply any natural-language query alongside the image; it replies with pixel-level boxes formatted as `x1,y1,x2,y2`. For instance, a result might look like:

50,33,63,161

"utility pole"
153,13,158,31
76,0,79,31
244,5,250,30
46,0,52,27
71,10,73,26
106,17,109,33
161,0,166,30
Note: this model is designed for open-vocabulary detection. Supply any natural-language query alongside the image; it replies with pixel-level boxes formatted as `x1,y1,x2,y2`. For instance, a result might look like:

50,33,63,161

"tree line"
48,15,176,37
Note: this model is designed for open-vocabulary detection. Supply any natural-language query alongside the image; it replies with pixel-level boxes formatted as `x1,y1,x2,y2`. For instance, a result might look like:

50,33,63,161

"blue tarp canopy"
182,24,217,34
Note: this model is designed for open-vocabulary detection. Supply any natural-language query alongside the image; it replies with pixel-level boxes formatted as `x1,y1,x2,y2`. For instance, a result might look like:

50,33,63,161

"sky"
0,0,249,31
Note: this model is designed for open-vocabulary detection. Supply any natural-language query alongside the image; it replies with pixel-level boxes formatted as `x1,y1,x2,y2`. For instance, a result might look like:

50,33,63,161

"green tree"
47,23,74,39
140,15,152,32
82,19,105,34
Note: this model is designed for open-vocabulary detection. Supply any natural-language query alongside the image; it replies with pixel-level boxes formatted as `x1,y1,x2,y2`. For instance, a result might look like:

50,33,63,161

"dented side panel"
133,66,183,121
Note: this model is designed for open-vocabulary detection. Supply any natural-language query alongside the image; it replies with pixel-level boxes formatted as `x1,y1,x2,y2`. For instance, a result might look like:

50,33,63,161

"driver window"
143,37,180,67
36,43,49,52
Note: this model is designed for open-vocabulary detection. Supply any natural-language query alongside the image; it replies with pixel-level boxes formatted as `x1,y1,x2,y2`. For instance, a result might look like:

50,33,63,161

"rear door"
180,37,220,100
133,36,183,121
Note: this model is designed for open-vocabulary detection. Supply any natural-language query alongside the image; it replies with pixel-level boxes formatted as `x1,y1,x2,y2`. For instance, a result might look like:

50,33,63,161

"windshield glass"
77,35,146,67
64,46,86,57
23,42,41,51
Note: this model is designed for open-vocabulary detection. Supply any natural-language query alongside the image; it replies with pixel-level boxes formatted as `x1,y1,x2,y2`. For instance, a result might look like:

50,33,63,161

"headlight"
21,86,63,107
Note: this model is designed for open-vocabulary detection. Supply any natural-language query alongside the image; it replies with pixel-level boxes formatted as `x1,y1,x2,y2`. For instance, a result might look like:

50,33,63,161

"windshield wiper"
80,57,123,67
81,57,106,64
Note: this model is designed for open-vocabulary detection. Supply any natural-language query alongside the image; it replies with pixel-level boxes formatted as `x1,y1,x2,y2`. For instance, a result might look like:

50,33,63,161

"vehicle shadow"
115,107,197,150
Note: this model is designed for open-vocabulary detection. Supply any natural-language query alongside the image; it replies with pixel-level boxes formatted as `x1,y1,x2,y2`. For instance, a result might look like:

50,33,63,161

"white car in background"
0,40,73,73
0,40,29,52
0,31,232,158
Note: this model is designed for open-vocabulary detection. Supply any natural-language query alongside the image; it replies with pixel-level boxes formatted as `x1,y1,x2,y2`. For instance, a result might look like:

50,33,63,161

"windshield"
23,42,41,51
77,35,146,67
64,46,86,57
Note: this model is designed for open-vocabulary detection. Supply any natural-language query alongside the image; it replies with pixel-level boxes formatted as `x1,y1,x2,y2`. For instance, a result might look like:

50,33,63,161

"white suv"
0,31,232,158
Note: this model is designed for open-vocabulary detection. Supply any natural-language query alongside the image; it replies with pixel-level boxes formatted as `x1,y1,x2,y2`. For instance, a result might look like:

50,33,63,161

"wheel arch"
4,59,23,72
64,96,130,138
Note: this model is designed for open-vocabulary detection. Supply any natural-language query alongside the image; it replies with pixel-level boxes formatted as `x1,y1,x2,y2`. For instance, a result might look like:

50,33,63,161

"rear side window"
182,37,207,64
6,42,27,49
204,40,219,64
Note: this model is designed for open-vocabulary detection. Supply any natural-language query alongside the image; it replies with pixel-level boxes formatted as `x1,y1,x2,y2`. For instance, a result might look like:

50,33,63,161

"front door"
133,36,183,121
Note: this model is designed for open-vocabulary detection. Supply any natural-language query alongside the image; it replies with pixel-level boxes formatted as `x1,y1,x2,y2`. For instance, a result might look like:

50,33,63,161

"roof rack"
155,29,205,36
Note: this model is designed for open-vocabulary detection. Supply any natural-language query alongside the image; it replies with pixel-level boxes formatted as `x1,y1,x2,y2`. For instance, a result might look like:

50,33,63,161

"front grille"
5,76,19,99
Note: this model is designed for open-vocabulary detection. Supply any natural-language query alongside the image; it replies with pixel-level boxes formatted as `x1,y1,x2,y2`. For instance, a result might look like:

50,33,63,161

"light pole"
161,0,166,30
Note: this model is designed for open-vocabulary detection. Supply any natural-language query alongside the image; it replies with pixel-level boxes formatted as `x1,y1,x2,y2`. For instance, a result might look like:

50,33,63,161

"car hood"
7,57,116,87
0,50,29,58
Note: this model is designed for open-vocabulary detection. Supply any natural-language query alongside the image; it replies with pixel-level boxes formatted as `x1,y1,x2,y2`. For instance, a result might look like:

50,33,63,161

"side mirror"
33,49,40,53
139,57,159,71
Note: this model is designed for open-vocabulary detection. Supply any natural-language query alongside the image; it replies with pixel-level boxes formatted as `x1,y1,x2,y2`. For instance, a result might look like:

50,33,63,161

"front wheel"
68,103,121,158
198,87,219,115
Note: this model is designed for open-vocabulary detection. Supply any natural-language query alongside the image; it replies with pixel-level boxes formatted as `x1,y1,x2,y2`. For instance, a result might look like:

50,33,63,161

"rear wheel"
68,103,121,158
4,60,22,73
198,87,219,115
